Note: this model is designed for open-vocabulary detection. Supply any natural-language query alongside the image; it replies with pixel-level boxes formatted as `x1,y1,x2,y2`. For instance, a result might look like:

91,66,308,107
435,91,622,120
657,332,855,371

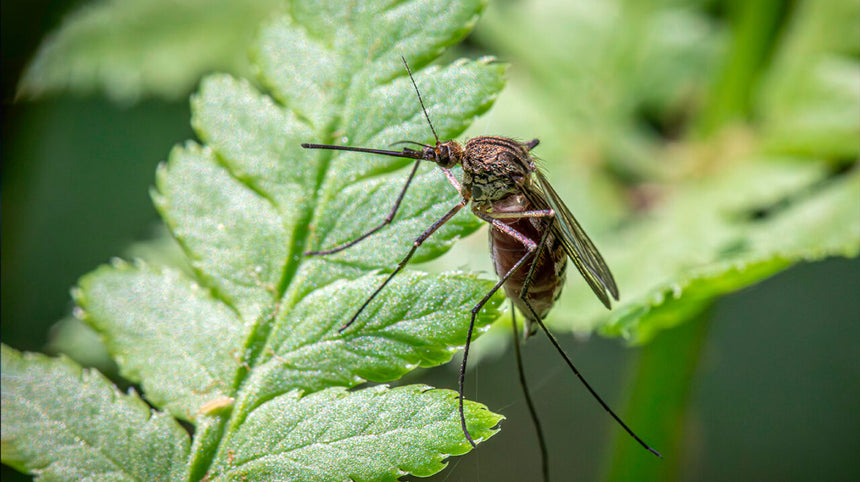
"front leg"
339,197,468,332
305,159,423,256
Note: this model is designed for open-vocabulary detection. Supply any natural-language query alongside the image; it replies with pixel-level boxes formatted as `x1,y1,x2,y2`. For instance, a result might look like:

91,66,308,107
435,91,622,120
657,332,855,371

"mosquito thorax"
460,136,536,203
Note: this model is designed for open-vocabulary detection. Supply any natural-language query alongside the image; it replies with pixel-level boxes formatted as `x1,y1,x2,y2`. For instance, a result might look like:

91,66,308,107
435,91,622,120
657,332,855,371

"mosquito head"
423,141,463,169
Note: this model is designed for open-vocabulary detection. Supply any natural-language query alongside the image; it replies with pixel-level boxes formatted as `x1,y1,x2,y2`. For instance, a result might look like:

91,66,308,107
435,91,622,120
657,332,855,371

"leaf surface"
208,386,501,481
1,345,190,481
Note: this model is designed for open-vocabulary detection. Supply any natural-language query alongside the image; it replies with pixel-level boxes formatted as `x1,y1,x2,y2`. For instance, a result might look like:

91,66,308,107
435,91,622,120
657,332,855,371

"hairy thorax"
461,136,536,203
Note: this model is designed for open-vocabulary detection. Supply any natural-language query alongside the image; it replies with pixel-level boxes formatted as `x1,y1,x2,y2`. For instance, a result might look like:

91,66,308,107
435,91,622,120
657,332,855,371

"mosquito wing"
526,170,620,309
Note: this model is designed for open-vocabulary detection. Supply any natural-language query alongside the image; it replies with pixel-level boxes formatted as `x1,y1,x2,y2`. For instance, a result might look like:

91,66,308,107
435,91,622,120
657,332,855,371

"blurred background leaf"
462,0,860,342
2,0,858,481
16,0,284,103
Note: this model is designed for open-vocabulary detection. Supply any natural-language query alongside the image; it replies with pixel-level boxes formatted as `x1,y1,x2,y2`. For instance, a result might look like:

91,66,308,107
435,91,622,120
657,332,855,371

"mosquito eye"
436,146,456,168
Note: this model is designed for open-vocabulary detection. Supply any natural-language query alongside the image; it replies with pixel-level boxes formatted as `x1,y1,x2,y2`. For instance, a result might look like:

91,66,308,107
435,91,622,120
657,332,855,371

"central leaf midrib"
250,65,356,368
195,41,362,482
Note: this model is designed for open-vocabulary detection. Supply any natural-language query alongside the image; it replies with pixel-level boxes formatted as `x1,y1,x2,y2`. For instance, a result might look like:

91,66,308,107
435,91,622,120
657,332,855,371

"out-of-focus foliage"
472,0,859,343
17,0,284,103
757,0,860,158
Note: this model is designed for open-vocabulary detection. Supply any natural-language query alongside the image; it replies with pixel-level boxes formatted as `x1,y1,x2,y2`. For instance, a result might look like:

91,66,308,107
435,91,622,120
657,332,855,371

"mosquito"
302,57,661,478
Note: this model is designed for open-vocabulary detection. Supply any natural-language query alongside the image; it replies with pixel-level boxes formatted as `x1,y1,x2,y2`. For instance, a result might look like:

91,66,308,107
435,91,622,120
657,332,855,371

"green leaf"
7,0,509,480
17,0,284,103
593,159,860,343
74,261,246,421
1,344,190,480
208,385,501,481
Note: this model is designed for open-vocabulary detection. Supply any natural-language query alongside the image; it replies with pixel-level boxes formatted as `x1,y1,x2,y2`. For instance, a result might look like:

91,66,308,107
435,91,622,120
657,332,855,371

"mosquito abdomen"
489,195,567,332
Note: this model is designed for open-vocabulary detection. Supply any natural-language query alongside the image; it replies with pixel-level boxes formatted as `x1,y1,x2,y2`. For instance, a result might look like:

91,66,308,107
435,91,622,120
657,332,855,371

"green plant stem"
187,418,225,481
601,306,713,482
697,0,789,135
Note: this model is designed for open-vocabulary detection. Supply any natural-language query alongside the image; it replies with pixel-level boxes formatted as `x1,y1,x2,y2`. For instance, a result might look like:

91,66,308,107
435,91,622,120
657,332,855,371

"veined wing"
524,170,619,309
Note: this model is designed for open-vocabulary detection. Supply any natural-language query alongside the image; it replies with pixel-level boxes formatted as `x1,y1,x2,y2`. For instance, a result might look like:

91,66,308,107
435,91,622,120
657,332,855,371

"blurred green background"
2,0,858,480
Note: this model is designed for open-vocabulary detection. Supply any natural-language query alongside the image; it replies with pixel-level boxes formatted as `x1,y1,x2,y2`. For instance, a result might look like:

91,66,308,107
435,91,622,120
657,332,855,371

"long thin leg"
339,198,467,332
486,209,554,220
438,166,464,196
305,159,423,256
518,299,663,458
458,215,544,447
512,215,661,458
510,304,549,482
516,218,554,337
508,216,553,477
459,240,537,447
471,208,552,248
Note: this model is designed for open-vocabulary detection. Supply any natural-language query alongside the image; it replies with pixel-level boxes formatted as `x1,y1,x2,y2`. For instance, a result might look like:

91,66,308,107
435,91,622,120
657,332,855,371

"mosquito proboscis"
301,57,661,479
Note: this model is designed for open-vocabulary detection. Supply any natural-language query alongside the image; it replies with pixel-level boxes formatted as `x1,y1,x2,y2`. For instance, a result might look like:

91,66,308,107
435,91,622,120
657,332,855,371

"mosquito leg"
520,221,553,298
518,298,663,458
485,209,554,220
459,242,536,447
510,304,550,482
339,198,467,332
438,166,464,196
525,139,540,150
471,208,549,246
305,159,423,256
516,220,554,337
470,205,552,338
459,212,539,447
513,217,661,458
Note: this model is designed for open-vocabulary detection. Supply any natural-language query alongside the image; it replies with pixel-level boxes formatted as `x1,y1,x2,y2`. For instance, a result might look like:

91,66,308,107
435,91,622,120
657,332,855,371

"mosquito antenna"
390,140,433,149
401,56,440,144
